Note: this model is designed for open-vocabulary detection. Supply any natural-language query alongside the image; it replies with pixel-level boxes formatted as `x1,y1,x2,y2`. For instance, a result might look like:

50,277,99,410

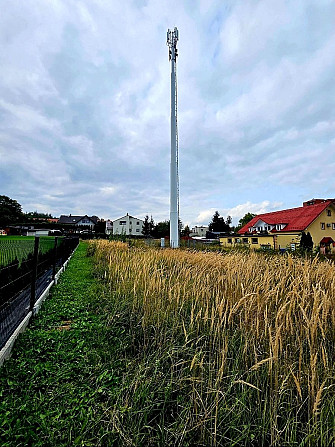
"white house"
190,226,209,237
105,220,113,235
113,214,144,236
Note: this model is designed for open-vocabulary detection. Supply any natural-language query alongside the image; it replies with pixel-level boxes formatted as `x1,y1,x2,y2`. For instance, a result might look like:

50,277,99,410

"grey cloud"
1,0,334,227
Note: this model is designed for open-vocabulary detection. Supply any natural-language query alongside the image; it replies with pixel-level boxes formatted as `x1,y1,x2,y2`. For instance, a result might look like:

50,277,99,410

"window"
137,221,140,225
251,238,258,244
235,238,241,243
321,223,325,230
327,210,331,216
242,238,248,244
120,221,126,225
332,223,335,230
136,229,140,232
228,238,232,244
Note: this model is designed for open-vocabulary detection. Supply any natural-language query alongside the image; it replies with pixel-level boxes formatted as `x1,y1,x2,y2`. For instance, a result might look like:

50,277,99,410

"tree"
24,211,54,221
152,220,170,238
142,215,155,237
208,211,231,233
0,195,24,227
235,213,256,232
300,231,313,252
94,221,107,234
181,225,191,237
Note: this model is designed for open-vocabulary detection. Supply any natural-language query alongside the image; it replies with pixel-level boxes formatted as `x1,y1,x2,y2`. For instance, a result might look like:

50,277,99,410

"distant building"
106,220,113,235
190,226,209,237
113,214,144,236
58,215,99,229
24,229,50,237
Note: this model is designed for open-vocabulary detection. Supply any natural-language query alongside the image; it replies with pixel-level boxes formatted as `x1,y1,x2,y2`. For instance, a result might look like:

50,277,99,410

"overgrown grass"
89,240,335,446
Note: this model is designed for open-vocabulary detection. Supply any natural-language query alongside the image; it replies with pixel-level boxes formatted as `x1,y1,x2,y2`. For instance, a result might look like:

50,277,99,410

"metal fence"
0,237,79,350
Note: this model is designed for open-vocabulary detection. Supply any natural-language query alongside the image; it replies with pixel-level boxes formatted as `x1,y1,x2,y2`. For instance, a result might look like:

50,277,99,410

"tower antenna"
167,27,179,248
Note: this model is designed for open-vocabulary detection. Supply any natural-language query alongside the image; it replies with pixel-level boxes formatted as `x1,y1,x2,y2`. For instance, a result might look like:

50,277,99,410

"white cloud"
195,201,283,226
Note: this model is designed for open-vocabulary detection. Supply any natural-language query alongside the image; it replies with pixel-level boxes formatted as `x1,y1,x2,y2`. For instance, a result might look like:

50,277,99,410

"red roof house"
238,199,335,234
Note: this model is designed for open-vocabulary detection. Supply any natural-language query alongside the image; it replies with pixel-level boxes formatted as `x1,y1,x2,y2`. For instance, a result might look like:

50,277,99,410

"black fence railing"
0,237,79,350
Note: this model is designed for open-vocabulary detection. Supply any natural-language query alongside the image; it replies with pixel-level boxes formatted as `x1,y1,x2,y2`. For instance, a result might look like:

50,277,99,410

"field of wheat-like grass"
90,240,335,446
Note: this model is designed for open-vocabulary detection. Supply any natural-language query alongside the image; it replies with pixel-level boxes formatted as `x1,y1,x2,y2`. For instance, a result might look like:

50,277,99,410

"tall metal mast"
167,27,179,248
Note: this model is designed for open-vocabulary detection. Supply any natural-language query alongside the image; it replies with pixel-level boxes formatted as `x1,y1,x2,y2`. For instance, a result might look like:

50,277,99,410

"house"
105,220,113,235
58,215,99,229
190,226,209,237
220,199,335,253
24,228,50,237
113,214,144,236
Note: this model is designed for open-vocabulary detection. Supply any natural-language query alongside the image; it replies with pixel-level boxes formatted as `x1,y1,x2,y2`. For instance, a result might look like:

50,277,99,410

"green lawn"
0,236,59,267
1,236,36,240
0,242,125,446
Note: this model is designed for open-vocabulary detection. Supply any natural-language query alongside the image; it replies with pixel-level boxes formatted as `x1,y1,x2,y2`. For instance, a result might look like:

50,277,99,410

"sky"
1,0,335,227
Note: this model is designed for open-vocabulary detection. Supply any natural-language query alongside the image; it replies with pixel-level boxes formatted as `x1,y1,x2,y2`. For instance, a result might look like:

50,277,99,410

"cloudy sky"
1,0,335,226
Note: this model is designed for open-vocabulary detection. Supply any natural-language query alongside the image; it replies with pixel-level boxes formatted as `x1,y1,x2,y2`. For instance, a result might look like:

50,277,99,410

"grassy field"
90,240,335,446
0,236,59,267
1,241,334,446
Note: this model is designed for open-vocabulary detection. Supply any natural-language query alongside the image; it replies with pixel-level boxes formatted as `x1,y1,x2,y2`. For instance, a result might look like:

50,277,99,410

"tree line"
1,194,259,238
141,211,257,238
0,195,57,228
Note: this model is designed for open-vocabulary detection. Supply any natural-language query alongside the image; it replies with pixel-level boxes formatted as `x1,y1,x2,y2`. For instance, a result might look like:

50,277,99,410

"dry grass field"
90,240,335,446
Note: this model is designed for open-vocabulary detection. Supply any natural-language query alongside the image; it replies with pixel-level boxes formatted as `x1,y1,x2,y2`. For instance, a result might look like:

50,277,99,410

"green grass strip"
0,242,124,446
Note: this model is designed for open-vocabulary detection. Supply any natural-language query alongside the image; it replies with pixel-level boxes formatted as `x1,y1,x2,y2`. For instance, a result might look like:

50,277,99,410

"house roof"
238,199,335,234
320,237,334,244
113,214,144,223
58,215,99,225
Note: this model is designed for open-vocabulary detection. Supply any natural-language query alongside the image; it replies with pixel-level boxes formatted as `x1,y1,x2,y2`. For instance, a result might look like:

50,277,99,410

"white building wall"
105,220,113,235
190,226,209,237
113,214,144,236
76,218,95,228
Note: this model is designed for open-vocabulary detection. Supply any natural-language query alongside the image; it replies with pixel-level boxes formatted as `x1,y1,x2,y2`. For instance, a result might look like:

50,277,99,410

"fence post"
52,237,58,280
30,236,40,312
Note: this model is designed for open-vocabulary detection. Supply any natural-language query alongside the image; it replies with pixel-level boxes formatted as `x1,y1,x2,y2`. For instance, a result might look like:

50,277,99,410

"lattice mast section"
167,27,179,248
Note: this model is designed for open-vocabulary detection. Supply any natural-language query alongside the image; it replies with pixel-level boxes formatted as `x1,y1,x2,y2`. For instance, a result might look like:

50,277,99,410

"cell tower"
167,27,179,248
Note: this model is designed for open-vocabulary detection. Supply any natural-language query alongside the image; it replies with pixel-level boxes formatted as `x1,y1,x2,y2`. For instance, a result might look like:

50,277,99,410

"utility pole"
167,27,179,248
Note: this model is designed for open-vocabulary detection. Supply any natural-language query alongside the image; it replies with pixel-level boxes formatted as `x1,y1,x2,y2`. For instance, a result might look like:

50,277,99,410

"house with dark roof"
220,199,335,253
58,215,99,229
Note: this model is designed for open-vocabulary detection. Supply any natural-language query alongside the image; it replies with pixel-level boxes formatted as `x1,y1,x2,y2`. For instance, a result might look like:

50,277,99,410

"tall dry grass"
90,240,335,446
